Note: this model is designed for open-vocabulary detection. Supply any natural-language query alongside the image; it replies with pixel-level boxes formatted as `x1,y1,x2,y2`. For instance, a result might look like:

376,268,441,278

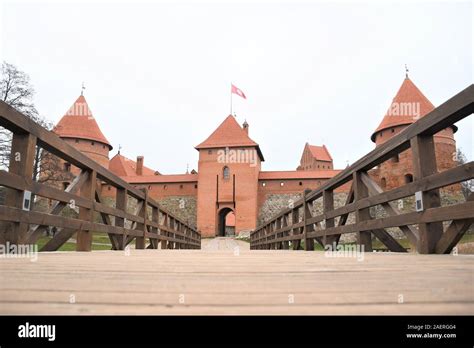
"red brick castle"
52,75,457,237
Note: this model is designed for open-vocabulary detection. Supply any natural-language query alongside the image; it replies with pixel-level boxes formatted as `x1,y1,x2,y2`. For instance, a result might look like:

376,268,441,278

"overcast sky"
1,0,472,174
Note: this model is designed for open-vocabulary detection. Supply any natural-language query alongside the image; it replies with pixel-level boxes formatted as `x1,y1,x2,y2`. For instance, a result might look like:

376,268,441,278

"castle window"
62,182,69,191
299,181,303,186
108,186,111,191
208,150,212,154
63,162,71,172
404,174,413,183
194,184,198,189
391,128,395,133
91,141,95,146
262,182,266,187
180,184,183,189
223,166,230,180
163,185,167,190
391,155,399,163
148,185,152,190
75,139,79,143
280,182,284,187
102,145,105,149
381,178,386,188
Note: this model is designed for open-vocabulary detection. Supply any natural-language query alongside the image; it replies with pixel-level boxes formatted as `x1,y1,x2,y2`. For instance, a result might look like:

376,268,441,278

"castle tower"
370,76,457,190
195,115,264,237
54,95,112,171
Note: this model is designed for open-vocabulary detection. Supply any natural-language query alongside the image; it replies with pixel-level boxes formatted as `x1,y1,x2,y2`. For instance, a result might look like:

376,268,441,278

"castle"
52,75,457,237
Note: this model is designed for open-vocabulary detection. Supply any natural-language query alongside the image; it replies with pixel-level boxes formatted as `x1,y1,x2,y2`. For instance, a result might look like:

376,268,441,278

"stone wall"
257,191,472,245
157,196,197,228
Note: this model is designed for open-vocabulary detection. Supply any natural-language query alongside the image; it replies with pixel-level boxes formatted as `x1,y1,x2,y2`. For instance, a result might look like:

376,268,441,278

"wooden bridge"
0,85,473,315
251,85,474,255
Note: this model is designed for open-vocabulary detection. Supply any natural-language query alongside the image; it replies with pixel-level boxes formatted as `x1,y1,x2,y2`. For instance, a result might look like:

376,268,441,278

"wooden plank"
26,170,89,244
115,188,127,250
435,193,474,254
76,170,96,252
353,172,372,251
3,133,37,245
411,134,443,254
360,172,418,249
307,200,474,238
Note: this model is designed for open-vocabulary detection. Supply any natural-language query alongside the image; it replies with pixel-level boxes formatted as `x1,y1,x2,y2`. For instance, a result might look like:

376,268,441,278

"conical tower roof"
54,95,112,149
371,77,438,142
196,115,264,160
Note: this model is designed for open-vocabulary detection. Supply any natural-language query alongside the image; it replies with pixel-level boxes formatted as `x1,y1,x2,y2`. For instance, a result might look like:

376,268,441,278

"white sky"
1,0,472,174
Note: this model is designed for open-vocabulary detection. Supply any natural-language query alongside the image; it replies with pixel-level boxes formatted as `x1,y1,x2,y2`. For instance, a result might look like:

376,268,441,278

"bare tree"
0,62,66,207
456,148,473,199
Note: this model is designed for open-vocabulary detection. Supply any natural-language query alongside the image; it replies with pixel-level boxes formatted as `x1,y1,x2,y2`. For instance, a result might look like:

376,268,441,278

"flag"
231,84,247,99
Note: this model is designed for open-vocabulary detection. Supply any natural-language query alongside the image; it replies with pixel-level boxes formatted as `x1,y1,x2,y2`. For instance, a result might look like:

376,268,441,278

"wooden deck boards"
0,248,473,315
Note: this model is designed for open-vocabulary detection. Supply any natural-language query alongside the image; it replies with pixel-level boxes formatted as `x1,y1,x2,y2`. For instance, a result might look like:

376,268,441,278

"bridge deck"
0,242,473,315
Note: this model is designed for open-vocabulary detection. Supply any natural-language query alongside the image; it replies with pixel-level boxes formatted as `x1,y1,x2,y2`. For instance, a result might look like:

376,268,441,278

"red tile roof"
109,153,158,177
195,115,264,160
371,77,436,142
123,173,198,184
308,144,332,162
54,95,112,149
259,170,341,180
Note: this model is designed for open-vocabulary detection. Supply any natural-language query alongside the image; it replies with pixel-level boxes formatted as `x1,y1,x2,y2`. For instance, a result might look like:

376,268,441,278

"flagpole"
230,82,233,115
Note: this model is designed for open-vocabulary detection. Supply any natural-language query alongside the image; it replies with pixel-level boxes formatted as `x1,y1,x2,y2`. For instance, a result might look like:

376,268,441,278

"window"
63,162,71,172
62,182,69,191
194,184,198,189
262,182,266,187
299,181,303,186
148,185,152,190
180,184,183,189
280,182,284,187
391,128,395,133
223,166,230,180
404,174,413,183
208,150,212,154
108,186,111,191
91,141,95,145
163,185,167,190
392,155,399,163
75,139,79,143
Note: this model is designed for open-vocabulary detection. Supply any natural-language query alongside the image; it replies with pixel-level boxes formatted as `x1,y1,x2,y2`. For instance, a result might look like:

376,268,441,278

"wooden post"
303,192,314,251
411,134,443,254
282,214,289,249
161,214,168,250
76,170,96,251
151,206,159,249
353,171,373,252
3,133,37,245
115,188,128,250
136,190,148,249
292,208,300,250
323,189,335,248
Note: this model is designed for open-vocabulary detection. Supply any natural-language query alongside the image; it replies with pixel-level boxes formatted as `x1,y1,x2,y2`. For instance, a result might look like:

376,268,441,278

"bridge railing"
0,100,200,251
251,85,474,254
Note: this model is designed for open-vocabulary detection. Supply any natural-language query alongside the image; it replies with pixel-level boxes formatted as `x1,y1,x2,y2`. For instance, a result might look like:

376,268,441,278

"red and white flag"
231,84,247,99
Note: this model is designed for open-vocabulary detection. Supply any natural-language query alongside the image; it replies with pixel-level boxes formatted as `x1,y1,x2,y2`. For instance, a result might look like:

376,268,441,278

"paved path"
0,241,472,315
201,237,250,251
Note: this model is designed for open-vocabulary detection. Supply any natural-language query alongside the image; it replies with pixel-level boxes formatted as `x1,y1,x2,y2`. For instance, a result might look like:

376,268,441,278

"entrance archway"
217,208,235,237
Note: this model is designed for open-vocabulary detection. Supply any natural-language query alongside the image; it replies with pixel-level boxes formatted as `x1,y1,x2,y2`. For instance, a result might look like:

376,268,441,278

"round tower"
54,94,112,171
371,76,456,190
